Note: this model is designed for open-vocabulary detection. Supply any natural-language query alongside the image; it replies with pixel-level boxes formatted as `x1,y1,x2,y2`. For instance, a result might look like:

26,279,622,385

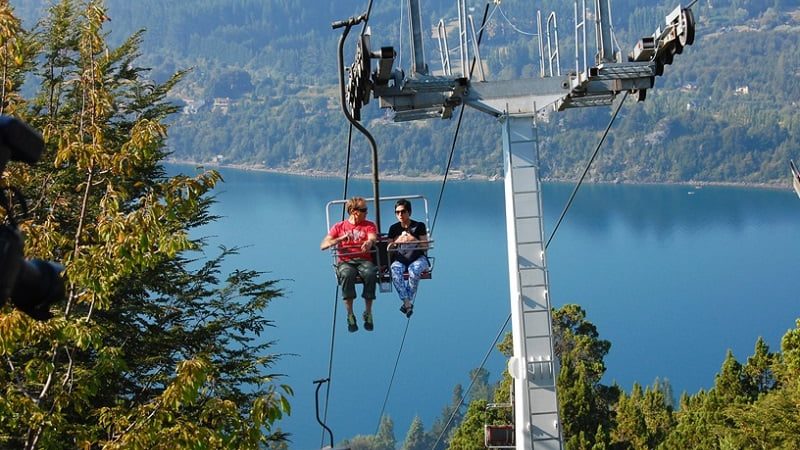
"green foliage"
208,68,253,99
611,381,675,449
441,305,800,450
447,305,620,449
341,415,396,450
425,384,465,449
448,400,509,450
0,0,290,447
553,304,619,447
401,416,430,450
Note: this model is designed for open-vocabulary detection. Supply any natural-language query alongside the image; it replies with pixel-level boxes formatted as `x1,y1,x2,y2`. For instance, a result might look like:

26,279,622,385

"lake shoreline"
166,159,791,191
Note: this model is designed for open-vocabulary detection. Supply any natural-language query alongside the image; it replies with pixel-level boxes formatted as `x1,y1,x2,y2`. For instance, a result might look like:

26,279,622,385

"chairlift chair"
485,425,515,448
484,385,515,448
325,195,434,293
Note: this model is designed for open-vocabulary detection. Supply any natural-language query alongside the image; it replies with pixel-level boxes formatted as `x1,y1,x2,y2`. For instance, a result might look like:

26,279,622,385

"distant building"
182,99,205,114
212,97,232,114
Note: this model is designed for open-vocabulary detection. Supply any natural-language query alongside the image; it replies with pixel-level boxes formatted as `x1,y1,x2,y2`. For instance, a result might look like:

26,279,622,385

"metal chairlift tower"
338,1,695,448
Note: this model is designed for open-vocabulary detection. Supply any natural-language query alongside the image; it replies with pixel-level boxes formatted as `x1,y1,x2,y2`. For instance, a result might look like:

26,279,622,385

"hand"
360,240,374,252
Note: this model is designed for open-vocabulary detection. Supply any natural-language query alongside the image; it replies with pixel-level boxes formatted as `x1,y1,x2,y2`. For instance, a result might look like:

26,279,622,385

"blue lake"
168,165,800,449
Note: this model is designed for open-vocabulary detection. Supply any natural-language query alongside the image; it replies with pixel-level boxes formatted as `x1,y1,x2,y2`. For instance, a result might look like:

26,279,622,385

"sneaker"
400,303,414,318
347,313,358,332
363,312,374,331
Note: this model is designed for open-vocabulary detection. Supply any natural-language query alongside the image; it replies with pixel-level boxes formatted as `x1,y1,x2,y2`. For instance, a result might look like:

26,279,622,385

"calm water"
167,165,800,449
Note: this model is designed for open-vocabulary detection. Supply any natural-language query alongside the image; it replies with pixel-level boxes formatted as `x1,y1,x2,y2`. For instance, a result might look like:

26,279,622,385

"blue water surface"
167,165,800,449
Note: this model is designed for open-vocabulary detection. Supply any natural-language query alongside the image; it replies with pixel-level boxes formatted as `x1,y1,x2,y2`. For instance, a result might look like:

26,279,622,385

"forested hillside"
12,0,800,185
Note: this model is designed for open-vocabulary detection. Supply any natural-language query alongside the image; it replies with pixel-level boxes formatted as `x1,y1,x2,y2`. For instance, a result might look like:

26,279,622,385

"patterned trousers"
390,257,429,303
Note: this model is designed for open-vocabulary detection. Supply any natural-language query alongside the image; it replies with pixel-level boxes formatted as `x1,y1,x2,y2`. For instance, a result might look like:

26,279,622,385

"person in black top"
387,199,429,318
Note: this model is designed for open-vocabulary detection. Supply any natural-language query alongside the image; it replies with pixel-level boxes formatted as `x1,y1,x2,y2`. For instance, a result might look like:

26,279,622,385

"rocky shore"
165,159,792,191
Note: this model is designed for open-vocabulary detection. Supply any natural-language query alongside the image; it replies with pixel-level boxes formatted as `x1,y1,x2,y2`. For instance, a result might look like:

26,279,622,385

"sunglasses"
395,209,408,215
354,207,368,213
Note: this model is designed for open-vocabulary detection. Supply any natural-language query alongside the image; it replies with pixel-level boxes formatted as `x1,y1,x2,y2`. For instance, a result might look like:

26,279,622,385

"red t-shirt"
329,219,378,262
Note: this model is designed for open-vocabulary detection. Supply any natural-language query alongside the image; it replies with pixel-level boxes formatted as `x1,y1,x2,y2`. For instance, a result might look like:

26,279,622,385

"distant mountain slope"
11,0,800,185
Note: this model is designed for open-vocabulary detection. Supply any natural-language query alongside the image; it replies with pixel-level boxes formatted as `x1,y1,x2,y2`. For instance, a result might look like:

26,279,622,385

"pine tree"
741,337,776,396
374,415,396,450
552,304,618,446
426,383,465,449
401,415,429,450
713,350,747,403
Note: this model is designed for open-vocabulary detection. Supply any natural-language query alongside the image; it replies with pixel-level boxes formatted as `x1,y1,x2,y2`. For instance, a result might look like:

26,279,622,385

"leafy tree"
715,321,800,450
661,328,794,449
467,367,492,403
448,400,508,450
553,304,619,446
450,305,618,449
660,390,724,450
0,1,290,447
0,1,35,115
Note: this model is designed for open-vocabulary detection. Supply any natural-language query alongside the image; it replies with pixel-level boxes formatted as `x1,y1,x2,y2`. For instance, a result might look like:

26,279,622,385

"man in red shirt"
321,196,378,332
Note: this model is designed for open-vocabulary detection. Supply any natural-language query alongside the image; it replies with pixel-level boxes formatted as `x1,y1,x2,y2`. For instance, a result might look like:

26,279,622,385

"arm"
321,227,350,250
394,223,428,247
320,234,339,250
386,224,398,248
416,233,429,250
360,231,378,252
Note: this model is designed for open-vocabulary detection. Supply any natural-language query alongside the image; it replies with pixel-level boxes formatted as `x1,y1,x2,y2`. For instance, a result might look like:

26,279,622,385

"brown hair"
346,196,367,214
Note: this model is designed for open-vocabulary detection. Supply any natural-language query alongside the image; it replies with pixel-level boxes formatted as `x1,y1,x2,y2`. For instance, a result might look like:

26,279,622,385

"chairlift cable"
497,3,537,37
546,91,628,249
433,92,629,447
374,318,412,434
319,124,356,450
368,4,493,436
362,3,494,440
361,0,375,37
397,0,404,69
432,313,512,450
430,2,492,236
319,2,380,444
